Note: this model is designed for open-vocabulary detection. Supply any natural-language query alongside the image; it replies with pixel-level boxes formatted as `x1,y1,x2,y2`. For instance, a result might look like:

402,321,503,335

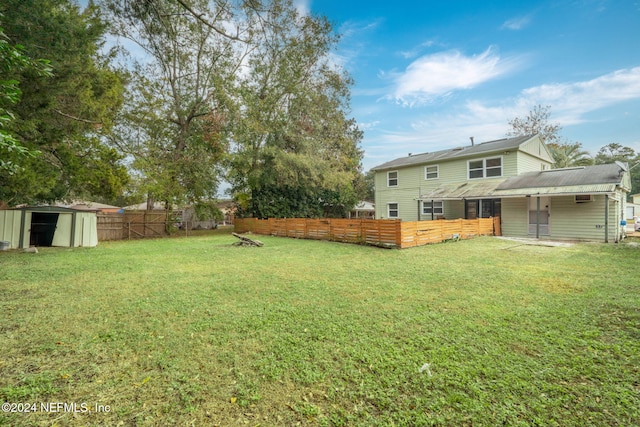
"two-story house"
371,135,631,242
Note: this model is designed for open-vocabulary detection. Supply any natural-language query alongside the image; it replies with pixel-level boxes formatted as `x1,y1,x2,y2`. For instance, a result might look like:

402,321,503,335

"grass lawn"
1,232,639,426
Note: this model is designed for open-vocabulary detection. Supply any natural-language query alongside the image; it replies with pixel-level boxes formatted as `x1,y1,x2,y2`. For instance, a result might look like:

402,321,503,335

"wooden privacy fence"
234,217,500,249
97,211,169,241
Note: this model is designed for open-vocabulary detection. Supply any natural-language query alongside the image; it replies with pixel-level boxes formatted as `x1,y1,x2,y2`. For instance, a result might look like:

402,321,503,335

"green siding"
375,188,420,220
548,195,623,242
516,151,552,174
501,198,529,237
519,136,554,163
501,194,625,242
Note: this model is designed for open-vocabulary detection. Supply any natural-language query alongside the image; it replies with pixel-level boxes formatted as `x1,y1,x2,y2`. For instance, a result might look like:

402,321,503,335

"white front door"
529,196,550,235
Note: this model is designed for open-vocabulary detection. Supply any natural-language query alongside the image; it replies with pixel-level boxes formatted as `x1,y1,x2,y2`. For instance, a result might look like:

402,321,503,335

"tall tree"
0,0,128,205
506,104,598,170
103,0,238,208
546,142,593,168
594,143,637,165
0,22,51,175
595,143,640,196
506,104,562,146
227,1,363,218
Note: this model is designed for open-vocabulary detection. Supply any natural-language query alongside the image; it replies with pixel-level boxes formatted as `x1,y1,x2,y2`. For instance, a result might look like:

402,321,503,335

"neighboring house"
371,135,631,242
63,201,123,214
217,199,236,225
123,201,170,211
349,201,375,219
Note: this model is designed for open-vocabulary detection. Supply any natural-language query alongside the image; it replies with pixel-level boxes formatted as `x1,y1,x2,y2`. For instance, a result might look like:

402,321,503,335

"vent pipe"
470,136,474,146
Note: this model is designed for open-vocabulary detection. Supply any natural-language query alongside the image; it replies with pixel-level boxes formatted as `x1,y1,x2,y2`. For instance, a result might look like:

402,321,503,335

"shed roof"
371,135,537,171
10,206,99,213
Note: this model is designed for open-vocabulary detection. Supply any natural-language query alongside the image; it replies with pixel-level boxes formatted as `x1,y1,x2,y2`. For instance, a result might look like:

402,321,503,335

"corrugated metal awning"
418,180,506,200
493,183,618,197
419,182,619,201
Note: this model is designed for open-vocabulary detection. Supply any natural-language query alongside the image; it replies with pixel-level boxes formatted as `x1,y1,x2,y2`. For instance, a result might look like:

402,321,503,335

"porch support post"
605,194,609,243
536,196,541,239
417,200,421,221
431,199,435,221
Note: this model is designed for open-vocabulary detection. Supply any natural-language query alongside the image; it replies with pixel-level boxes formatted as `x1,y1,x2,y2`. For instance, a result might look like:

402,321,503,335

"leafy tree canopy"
0,21,51,175
103,0,239,209
595,143,640,196
546,142,593,168
227,1,363,218
0,0,128,206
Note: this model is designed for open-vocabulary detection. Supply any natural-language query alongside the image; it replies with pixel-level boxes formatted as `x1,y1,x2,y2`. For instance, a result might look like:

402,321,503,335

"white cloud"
397,40,439,59
389,47,524,106
357,120,380,131
362,67,640,169
501,15,532,30
411,67,640,137
338,18,383,39
517,67,640,123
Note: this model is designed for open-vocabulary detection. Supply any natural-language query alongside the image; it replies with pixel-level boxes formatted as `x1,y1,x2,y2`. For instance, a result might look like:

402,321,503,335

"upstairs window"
387,171,398,187
425,165,439,180
468,160,484,179
468,156,502,179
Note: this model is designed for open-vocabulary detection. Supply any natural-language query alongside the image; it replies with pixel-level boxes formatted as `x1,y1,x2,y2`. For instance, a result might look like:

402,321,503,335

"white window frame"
387,170,398,187
387,202,399,218
468,156,503,179
424,165,439,180
422,201,444,215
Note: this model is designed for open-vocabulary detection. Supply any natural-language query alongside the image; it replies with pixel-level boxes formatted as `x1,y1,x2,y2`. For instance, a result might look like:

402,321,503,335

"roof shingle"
371,135,536,171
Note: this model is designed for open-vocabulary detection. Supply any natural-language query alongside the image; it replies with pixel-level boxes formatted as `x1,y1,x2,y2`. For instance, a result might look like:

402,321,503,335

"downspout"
431,199,435,221
605,194,609,243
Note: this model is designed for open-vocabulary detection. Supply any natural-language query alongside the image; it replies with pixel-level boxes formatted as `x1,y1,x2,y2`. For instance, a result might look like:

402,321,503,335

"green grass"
1,232,639,426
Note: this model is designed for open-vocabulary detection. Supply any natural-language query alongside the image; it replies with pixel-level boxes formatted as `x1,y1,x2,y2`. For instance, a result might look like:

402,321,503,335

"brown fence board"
97,213,125,241
235,217,497,248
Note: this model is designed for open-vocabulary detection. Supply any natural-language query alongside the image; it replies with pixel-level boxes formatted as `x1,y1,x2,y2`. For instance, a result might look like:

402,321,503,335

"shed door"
30,213,59,246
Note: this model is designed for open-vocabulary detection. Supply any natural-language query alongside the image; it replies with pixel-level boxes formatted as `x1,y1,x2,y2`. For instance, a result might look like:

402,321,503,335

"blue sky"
296,0,640,171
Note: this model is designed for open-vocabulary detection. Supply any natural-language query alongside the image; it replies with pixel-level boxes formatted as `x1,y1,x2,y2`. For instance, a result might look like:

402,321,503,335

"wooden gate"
96,211,169,240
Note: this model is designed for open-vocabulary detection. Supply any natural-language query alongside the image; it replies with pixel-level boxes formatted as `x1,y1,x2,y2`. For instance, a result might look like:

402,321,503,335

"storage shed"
0,206,98,249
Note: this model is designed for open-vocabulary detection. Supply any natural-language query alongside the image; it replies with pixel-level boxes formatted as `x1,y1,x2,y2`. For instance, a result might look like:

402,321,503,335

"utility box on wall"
0,206,98,249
